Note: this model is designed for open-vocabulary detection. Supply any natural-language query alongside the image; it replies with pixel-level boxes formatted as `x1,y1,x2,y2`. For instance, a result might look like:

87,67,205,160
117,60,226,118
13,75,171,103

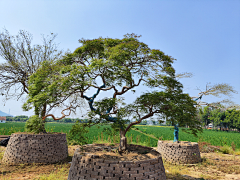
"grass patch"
34,164,69,180
163,159,190,179
220,145,234,154
0,147,5,161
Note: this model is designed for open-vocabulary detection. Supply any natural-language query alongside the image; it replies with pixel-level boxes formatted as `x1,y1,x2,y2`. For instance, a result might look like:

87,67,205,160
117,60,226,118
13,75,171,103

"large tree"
0,29,62,108
24,34,201,151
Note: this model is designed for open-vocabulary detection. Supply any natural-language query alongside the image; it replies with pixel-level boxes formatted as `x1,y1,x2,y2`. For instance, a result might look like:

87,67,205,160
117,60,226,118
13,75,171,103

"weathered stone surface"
2,133,68,165
157,140,201,164
68,145,166,180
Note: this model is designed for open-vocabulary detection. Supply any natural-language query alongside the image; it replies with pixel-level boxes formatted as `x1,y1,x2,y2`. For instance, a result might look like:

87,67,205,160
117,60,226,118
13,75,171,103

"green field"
0,122,157,147
135,125,240,149
1,122,240,149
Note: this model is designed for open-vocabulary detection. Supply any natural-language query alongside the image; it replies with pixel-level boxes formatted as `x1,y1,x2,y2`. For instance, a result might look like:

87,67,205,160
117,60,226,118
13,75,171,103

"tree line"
6,116,89,123
197,106,240,131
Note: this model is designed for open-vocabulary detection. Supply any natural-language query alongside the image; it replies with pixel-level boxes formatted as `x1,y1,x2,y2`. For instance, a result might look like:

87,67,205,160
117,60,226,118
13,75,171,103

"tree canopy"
24,33,201,151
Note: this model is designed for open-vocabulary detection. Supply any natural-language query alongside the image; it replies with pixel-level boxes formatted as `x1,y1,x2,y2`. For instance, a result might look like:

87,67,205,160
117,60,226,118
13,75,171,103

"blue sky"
0,0,239,117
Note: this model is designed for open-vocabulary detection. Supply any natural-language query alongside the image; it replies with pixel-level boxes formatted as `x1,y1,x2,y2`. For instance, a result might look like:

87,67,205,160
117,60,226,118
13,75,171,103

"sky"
0,0,239,118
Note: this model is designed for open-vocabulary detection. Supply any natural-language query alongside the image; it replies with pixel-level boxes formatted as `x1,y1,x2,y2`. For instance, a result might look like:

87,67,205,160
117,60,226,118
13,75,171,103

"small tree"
23,59,86,132
25,34,201,151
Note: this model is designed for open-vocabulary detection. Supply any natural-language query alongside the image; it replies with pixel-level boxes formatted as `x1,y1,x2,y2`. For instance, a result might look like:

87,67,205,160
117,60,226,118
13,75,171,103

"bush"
220,145,234,154
67,121,89,145
25,115,45,133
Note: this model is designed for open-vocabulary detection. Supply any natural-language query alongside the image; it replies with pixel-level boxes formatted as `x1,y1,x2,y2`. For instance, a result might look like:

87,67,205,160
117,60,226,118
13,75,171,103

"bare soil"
1,144,240,180
79,143,159,161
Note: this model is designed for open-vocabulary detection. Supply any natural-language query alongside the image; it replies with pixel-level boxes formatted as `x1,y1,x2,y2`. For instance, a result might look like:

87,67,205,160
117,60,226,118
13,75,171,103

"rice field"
1,122,240,149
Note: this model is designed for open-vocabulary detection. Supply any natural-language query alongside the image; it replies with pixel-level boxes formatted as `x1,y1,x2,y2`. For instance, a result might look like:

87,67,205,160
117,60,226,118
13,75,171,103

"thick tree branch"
124,111,154,136
42,105,72,121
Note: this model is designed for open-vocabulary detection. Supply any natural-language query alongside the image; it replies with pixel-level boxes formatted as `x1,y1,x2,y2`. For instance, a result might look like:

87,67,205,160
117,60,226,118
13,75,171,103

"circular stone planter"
2,133,68,165
157,140,201,164
68,144,166,180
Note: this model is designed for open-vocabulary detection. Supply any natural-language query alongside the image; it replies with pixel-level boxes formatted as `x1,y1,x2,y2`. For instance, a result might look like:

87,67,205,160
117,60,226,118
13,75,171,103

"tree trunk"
119,129,127,152
40,103,47,133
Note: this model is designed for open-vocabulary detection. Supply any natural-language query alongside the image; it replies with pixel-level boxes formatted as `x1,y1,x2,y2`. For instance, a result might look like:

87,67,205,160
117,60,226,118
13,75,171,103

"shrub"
25,115,45,133
220,145,234,154
67,121,89,145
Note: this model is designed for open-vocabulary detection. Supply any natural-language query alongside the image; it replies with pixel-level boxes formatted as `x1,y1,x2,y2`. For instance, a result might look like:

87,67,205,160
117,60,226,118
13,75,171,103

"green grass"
135,125,240,149
33,164,69,180
0,122,25,134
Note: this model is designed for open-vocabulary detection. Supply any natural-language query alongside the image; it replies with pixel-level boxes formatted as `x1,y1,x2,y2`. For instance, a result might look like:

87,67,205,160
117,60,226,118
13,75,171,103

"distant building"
0,116,6,123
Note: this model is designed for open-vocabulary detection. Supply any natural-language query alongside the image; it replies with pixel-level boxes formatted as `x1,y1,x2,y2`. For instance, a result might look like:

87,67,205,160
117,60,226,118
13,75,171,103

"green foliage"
25,115,45,133
199,106,212,126
225,109,240,131
220,145,234,154
127,90,202,136
197,106,240,131
24,33,203,146
22,60,64,116
67,121,89,145
102,126,119,137
6,116,88,123
6,116,28,122
209,108,224,127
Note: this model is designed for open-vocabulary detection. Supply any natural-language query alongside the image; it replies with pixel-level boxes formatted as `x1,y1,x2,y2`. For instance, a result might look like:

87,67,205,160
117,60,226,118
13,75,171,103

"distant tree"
6,116,13,121
225,109,240,131
209,108,223,128
199,106,212,127
197,105,240,131
151,120,156,125
139,120,148,125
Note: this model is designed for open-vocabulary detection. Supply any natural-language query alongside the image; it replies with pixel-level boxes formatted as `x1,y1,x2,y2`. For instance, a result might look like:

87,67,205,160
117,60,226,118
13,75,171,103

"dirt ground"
163,152,240,180
1,144,240,180
78,143,159,161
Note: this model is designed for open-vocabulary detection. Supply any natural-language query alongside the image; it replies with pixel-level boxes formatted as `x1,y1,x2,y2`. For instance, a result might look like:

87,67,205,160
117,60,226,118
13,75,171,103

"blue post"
173,124,179,142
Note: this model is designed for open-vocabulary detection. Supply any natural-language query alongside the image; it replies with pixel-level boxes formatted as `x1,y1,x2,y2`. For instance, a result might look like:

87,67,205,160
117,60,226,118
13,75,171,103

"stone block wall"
2,133,68,165
68,147,166,180
157,140,201,164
